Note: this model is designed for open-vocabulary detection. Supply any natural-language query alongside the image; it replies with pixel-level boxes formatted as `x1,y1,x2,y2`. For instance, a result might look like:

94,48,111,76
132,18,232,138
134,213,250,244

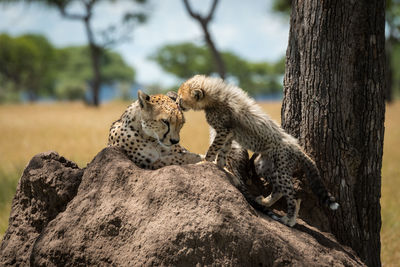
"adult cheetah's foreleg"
152,148,202,169
180,151,203,164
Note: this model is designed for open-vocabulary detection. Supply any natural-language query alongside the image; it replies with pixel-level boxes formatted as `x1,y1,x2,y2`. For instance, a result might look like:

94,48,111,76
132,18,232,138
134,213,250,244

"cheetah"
177,75,339,227
108,90,278,219
108,90,202,169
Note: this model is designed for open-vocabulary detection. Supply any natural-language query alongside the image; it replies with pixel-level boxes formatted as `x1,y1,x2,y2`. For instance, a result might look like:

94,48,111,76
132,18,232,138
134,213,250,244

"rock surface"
0,147,365,266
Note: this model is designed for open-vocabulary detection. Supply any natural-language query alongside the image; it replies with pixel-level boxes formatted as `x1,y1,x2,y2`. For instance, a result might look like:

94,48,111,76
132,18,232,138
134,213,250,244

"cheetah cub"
177,75,339,227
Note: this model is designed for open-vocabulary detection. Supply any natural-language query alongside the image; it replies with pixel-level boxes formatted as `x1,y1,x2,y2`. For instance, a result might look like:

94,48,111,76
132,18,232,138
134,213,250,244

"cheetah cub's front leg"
205,128,233,168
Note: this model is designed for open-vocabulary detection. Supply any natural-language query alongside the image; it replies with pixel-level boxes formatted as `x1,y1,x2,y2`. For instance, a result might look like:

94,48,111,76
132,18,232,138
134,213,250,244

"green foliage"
150,43,214,79
55,46,134,85
272,0,291,16
100,50,135,83
150,42,285,94
0,33,135,102
53,46,135,100
54,80,86,100
0,33,56,100
387,0,400,32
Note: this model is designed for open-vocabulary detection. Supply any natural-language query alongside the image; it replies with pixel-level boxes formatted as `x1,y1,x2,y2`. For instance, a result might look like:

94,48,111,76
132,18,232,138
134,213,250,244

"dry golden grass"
381,101,400,266
0,100,398,265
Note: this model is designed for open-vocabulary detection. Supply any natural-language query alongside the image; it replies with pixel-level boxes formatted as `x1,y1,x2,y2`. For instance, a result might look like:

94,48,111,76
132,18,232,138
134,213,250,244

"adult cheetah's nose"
170,139,179,145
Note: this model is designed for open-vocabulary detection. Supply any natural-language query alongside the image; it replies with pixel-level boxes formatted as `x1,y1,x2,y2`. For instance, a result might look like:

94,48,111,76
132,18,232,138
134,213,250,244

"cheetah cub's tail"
298,151,339,210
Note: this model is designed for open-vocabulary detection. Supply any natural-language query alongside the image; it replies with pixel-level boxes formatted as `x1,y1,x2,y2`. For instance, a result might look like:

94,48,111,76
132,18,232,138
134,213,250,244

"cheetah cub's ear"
138,90,152,110
192,88,204,101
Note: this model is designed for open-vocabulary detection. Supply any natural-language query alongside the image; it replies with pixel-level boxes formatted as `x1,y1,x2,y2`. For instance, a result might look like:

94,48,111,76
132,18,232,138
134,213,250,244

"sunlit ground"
0,100,398,265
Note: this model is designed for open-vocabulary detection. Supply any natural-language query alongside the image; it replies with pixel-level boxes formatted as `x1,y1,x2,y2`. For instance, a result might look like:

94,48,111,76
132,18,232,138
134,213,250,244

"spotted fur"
177,75,339,227
108,90,201,169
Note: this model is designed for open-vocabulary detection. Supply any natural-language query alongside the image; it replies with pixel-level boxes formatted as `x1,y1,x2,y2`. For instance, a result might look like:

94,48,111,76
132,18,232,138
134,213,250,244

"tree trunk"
84,16,101,107
282,1,385,266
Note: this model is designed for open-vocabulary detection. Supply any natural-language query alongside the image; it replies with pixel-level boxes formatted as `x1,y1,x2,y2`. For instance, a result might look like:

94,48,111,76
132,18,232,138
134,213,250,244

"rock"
0,147,365,266
0,151,83,266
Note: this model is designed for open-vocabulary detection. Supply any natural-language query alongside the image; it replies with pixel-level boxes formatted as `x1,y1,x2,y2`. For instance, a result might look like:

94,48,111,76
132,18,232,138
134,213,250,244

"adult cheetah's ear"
166,91,178,101
138,90,152,110
192,89,204,101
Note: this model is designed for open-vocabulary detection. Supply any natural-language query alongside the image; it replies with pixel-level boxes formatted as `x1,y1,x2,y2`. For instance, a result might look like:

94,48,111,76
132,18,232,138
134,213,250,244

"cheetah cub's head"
137,90,185,147
177,75,208,111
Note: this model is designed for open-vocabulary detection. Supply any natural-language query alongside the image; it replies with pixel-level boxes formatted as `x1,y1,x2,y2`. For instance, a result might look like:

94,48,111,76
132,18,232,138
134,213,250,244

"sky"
0,0,290,87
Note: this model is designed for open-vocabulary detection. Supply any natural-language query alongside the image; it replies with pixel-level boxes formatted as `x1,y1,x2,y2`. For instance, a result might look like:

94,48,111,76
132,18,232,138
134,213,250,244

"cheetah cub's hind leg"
255,153,301,227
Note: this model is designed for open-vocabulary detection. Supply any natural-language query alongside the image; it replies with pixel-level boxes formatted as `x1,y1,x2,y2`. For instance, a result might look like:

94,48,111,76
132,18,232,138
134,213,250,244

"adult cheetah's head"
177,75,207,111
138,90,185,147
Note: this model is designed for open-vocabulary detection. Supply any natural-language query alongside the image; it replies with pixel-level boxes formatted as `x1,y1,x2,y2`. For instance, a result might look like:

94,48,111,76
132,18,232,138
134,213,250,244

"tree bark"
282,1,385,266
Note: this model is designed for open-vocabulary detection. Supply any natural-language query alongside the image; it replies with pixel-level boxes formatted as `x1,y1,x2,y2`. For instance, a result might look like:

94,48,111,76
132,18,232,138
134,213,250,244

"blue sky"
0,0,290,87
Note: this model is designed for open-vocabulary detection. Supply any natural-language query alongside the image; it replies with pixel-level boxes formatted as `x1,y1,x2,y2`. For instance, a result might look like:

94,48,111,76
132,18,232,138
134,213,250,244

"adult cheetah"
108,91,201,169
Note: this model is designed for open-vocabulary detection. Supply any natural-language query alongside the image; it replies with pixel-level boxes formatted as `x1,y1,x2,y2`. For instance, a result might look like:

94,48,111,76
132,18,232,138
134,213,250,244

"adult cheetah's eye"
161,119,169,126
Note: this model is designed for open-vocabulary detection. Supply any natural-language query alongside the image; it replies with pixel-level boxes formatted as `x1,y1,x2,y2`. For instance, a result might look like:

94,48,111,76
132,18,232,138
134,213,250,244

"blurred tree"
117,82,132,101
145,83,170,95
385,0,400,102
150,43,214,79
271,0,291,16
0,33,55,101
150,42,284,95
54,46,135,100
0,77,20,103
182,0,226,79
54,80,87,101
1,0,148,105
282,0,385,266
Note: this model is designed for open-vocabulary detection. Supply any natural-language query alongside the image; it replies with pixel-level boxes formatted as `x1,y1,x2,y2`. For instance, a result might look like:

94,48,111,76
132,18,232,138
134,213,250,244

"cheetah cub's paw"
223,167,234,176
280,215,296,227
195,160,208,165
255,196,267,206
255,195,274,207
216,158,226,168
